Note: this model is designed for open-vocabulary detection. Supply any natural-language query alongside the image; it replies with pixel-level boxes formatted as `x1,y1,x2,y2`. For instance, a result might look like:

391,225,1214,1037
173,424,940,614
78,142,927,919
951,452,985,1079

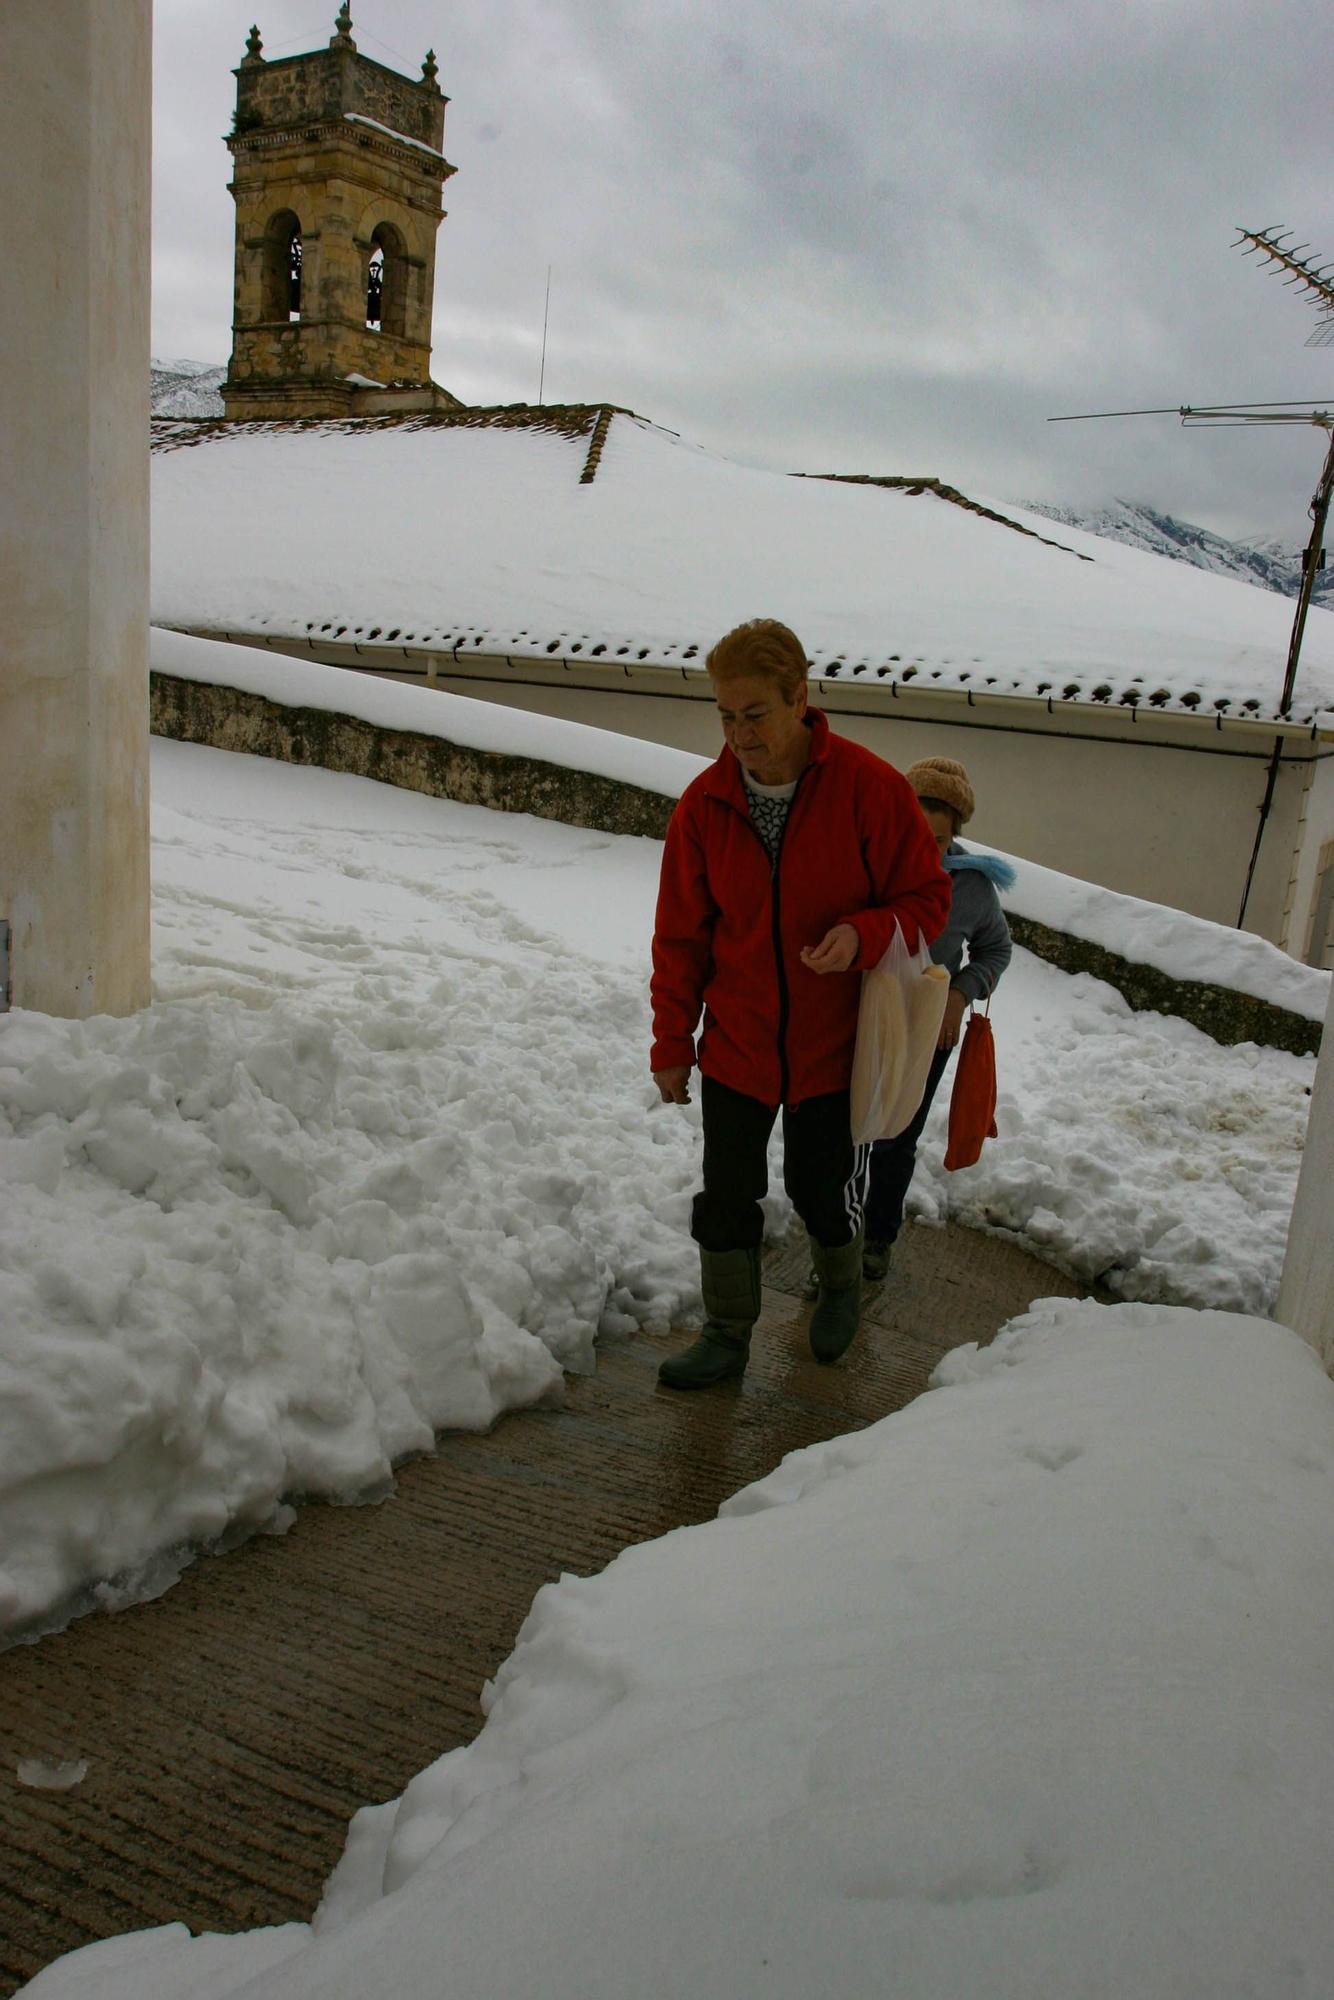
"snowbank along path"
0,736,1316,1642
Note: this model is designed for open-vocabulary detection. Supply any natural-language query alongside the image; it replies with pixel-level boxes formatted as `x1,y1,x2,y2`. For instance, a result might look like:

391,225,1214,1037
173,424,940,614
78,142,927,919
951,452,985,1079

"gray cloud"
152,0,1334,542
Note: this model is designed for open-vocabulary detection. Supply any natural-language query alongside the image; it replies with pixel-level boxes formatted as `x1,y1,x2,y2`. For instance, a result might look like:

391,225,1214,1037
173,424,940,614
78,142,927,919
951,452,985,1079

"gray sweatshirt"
931,844,1014,1004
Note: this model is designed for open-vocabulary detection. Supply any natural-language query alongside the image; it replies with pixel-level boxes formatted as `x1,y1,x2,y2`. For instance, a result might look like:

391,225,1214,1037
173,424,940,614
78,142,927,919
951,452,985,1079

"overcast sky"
152,0,1334,543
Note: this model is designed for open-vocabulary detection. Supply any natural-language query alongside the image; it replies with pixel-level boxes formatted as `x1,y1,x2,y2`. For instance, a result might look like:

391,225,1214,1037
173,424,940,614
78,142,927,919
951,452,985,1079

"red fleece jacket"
650,709,951,1108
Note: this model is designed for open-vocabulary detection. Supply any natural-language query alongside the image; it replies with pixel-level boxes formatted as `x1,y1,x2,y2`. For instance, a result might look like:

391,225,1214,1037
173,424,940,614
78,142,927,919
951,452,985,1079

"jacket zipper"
767,767,810,1105
718,751,816,1104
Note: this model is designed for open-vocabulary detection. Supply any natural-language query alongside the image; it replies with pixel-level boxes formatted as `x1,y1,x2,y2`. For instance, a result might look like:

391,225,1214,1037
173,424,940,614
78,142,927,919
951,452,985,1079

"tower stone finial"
331,3,354,47
242,23,264,65
422,47,439,85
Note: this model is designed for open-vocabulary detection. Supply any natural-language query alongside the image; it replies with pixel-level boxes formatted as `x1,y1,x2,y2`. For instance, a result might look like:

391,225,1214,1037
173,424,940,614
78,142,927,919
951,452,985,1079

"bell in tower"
222,9,463,420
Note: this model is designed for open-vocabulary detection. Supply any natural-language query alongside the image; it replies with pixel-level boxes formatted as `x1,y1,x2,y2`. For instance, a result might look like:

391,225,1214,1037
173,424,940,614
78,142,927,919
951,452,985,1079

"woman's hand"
938,989,968,1051
800,924,861,975
653,1065,692,1104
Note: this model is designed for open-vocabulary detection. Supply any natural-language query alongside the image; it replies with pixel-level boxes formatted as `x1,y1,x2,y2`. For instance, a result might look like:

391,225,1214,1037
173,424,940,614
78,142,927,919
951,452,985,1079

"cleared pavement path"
0,1222,1087,1995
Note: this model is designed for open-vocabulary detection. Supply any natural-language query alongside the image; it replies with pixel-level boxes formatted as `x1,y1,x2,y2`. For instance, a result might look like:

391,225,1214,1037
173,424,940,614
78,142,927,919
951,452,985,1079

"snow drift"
23,1299,1334,1999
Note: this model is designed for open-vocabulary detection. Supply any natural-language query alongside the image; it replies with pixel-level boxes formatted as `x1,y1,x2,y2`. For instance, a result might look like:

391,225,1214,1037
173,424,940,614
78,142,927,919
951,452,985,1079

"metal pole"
1278,425,1334,718
1236,424,1334,929
538,265,552,406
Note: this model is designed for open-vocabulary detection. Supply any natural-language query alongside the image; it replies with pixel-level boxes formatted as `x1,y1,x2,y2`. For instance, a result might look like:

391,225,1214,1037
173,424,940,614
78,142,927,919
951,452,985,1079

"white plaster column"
1278,978,1334,1366
0,0,152,1017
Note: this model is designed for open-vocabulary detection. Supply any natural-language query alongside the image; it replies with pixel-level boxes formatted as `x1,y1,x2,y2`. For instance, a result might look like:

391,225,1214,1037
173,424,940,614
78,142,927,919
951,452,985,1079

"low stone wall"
1005,915,1320,1058
151,672,1323,1058
150,672,676,841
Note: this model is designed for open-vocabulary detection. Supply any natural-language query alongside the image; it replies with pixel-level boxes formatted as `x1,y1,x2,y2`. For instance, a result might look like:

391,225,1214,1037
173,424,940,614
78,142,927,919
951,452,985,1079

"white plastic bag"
850,922,951,1145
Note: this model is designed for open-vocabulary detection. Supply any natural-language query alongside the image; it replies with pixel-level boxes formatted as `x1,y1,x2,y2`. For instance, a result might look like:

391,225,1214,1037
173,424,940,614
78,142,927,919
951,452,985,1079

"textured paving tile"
0,1221,1088,1995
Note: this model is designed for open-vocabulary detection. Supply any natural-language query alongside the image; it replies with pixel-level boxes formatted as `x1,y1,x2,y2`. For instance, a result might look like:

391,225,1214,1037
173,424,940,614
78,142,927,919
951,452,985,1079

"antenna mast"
1048,227,1334,933
538,265,552,405
1224,227,1334,927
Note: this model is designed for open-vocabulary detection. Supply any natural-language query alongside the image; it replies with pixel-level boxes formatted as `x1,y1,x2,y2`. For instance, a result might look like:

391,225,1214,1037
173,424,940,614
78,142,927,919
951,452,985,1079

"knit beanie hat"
904,756,975,825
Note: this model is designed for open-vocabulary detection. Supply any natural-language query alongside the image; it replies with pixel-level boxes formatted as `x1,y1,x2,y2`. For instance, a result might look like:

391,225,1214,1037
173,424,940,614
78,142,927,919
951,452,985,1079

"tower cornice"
227,117,456,186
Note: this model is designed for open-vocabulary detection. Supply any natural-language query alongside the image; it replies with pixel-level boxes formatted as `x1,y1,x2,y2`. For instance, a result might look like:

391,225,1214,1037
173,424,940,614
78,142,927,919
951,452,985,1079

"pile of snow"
23,1298,1334,2000
148,413,1334,724
912,951,1310,1311
0,740,706,1641
0,695,1317,1638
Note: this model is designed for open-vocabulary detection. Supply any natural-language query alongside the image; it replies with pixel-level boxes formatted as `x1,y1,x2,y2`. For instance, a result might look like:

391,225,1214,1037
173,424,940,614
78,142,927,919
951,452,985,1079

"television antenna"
1234,225,1334,348
1049,227,1334,929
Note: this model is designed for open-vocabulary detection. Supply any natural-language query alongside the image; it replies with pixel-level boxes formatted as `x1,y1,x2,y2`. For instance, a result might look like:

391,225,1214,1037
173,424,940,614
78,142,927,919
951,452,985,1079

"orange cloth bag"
944,1005,998,1171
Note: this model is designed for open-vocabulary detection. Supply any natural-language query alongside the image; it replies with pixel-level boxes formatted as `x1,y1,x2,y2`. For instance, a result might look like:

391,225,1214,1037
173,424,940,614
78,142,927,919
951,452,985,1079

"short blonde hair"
705,619,808,702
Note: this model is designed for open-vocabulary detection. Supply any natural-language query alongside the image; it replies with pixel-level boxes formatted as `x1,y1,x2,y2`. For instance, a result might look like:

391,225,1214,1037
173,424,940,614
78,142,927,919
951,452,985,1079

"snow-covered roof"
150,407,1334,729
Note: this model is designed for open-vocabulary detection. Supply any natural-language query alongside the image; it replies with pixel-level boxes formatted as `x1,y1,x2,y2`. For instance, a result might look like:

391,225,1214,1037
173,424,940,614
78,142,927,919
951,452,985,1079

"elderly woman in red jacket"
651,619,950,1389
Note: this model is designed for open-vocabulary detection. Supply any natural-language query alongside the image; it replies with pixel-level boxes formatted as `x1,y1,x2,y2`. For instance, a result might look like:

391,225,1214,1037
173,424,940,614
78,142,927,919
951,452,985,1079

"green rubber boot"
658,1245,762,1391
809,1228,864,1364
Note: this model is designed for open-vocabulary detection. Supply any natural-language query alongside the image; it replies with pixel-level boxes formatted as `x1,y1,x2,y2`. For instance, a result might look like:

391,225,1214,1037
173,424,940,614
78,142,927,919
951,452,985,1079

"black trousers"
864,1043,953,1243
691,1077,868,1253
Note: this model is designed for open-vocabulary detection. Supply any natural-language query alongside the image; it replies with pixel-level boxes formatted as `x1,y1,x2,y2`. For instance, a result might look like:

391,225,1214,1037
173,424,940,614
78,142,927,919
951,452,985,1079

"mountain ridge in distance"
1020,496,1331,613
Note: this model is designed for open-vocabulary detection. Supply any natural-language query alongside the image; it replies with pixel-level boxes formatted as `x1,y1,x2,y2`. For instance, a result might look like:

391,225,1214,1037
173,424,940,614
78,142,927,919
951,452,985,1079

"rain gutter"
161,626,1333,751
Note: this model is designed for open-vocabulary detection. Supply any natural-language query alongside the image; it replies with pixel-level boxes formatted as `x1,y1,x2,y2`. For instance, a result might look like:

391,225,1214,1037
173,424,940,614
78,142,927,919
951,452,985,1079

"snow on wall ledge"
150,627,705,806
149,630,1330,1046
23,1300,1334,2000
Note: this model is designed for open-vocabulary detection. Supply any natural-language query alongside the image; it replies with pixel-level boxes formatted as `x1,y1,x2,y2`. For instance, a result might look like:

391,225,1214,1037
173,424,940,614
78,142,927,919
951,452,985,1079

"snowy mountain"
150,357,226,419
1020,496,1333,614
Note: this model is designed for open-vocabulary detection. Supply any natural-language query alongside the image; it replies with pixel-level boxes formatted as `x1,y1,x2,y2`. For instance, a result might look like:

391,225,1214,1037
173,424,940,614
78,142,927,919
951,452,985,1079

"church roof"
150,406,1334,731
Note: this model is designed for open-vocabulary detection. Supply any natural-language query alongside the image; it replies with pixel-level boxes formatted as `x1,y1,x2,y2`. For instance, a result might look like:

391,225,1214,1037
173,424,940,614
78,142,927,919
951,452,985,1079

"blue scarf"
943,845,1017,891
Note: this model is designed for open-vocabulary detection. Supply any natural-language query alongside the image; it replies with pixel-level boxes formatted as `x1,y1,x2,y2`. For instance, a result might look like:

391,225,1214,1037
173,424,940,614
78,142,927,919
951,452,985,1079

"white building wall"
1277,976,1334,1366
1288,750,1334,966
0,2,152,1017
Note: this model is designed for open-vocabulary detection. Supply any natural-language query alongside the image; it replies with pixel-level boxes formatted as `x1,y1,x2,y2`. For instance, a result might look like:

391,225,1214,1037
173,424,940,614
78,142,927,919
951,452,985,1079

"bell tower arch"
223,8,462,419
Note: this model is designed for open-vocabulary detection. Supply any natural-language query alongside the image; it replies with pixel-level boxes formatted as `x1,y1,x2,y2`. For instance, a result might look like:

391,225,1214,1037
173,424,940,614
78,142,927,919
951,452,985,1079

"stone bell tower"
222,6,462,420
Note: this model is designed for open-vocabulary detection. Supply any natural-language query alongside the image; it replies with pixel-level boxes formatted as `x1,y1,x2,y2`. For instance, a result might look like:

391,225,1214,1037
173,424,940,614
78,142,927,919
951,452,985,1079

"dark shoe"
658,1245,762,1392
862,1236,893,1283
809,1229,864,1364
658,1328,749,1390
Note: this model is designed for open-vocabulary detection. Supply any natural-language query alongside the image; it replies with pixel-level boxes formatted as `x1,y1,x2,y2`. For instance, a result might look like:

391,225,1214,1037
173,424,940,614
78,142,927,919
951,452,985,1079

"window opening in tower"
288,231,303,320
